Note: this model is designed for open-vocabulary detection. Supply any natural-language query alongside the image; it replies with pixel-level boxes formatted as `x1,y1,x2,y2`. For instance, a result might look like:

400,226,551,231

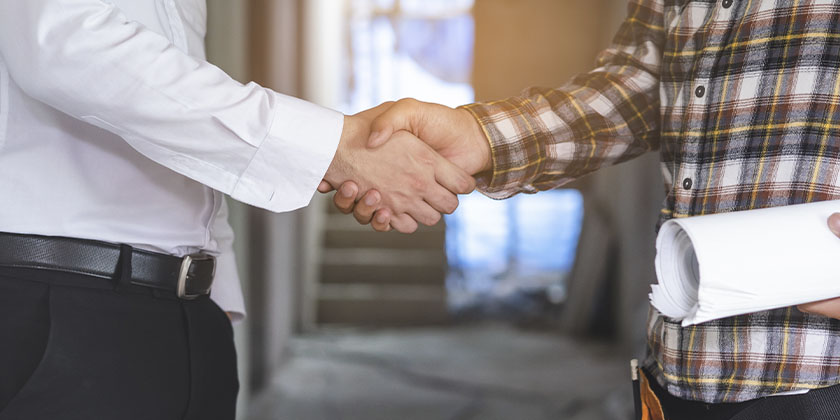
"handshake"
319,99,494,233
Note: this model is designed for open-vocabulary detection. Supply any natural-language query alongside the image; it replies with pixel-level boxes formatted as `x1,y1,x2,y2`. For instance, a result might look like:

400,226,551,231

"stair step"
317,284,449,325
324,229,443,249
321,248,446,267
321,264,445,285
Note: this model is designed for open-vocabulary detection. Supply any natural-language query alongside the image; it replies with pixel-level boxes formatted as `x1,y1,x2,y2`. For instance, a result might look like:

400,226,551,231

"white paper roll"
650,200,840,326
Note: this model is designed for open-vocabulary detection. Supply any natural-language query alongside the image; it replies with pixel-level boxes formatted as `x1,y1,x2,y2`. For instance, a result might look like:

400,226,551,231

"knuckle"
357,201,375,215
426,212,442,226
421,156,437,169
335,199,353,214
417,148,435,163
396,225,411,234
444,197,459,214
399,97,419,108
354,208,373,223
395,218,418,234
410,175,428,193
460,177,476,193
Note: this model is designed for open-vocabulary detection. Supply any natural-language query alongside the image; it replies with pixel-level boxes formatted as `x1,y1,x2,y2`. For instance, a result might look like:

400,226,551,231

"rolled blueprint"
650,200,840,326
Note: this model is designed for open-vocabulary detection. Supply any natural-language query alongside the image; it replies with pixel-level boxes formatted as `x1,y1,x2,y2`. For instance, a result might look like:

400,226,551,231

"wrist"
325,115,362,185
458,108,493,174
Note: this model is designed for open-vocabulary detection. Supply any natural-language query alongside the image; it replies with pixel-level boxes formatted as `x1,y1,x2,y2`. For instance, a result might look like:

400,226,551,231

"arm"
462,0,665,197
0,0,342,212
333,0,666,227
388,0,665,194
0,0,472,224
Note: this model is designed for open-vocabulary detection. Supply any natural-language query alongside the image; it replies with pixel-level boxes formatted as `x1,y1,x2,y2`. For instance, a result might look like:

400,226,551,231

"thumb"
317,180,334,193
368,99,420,148
829,212,840,236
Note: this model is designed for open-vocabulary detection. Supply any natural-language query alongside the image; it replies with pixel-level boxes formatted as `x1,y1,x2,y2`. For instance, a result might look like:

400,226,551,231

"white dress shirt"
0,0,344,319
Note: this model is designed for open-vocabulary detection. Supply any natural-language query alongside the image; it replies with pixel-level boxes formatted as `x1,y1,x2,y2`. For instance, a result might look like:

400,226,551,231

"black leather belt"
0,232,216,299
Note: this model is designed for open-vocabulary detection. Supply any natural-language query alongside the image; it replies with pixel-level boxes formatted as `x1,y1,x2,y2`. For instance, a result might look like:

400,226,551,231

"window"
346,0,584,318
345,0,475,110
446,191,584,316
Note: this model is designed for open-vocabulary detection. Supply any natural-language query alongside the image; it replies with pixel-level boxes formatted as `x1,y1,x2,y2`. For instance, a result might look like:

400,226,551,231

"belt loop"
115,244,134,292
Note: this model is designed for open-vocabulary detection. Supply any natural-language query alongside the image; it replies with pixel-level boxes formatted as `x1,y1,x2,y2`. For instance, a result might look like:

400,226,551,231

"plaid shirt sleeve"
462,0,665,199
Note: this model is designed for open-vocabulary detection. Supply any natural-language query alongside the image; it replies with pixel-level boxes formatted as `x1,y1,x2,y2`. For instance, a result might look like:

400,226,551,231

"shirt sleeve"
208,199,246,322
0,0,343,212
461,0,665,199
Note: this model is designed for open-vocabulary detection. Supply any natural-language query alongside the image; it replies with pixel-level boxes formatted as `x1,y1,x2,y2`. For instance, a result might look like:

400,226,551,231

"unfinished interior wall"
205,1,307,416
204,1,253,416
472,0,665,352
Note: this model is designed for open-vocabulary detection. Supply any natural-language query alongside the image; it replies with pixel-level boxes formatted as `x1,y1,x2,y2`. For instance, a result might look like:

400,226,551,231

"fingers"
337,186,394,232
371,209,393,232
424,185,460,215
333,182,359,214
829,213,840,236
432,153,476,196
318,180,334,193
405,200,443,227
390,213,419,234
420,153,473,215
353,190,381,225
798,297,840,319
368,98,421,148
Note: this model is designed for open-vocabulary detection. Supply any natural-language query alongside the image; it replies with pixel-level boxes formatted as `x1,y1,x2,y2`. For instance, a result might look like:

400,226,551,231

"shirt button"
683,178,693,190
722,0,734,8
695,85,706,98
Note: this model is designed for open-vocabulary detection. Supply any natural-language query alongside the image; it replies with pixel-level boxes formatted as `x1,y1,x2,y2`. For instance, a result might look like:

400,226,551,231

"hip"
0,267,238,420
645,306,840,404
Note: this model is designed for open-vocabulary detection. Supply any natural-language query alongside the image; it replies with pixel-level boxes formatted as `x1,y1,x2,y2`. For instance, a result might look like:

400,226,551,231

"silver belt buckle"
177,253,215,300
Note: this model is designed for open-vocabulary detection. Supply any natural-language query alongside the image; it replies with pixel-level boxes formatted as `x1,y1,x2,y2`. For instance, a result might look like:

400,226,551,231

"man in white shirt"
0,1,474,419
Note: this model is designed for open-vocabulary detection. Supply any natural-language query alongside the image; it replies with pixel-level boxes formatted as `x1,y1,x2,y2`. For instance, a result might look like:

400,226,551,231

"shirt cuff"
230,93,344,213
209,248,246,323
460,101,547,199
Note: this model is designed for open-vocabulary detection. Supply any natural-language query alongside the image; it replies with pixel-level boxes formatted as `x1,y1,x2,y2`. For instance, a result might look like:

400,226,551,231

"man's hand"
323,99,493,231
367,98,492,175
798,213,840,319
322,104,476,233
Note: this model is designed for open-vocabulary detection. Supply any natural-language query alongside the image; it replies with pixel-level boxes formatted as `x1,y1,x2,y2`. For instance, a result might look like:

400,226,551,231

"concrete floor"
247,324,635,420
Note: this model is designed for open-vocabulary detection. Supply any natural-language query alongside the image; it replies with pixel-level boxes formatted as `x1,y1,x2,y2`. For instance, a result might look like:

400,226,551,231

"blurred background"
206,0,664,419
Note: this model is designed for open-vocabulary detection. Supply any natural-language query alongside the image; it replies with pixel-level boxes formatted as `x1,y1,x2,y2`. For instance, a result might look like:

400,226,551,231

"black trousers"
0,264,238,420
646,368,840,420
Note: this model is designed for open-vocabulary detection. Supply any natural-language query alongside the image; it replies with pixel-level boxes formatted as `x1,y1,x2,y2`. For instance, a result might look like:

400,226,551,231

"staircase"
316,205,451,326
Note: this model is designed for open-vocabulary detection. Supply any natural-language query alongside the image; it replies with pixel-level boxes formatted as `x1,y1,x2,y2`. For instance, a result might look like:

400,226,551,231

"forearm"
463,0,665,198
0,0,343,212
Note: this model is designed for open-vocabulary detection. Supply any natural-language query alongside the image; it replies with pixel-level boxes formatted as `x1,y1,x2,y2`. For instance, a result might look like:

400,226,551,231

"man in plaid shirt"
325,0,840,418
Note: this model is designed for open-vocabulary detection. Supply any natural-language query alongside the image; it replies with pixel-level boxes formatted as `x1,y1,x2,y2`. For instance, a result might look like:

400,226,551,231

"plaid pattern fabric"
462,0,840,404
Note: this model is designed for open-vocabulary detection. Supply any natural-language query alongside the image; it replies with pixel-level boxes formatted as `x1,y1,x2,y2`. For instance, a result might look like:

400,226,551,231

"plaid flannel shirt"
462,0,840,404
